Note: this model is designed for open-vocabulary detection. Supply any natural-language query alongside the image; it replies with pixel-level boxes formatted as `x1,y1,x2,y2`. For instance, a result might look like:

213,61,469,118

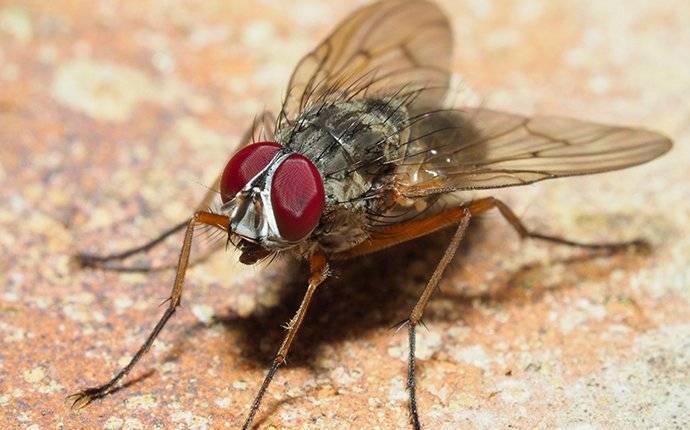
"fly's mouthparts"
224,188,275,245
252,197,264,231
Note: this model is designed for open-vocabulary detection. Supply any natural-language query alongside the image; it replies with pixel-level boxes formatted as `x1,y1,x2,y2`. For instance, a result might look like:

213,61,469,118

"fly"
68,1,672,429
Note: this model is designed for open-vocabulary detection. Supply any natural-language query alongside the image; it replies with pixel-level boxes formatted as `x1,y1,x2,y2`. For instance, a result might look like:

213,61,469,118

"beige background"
0,0,689,429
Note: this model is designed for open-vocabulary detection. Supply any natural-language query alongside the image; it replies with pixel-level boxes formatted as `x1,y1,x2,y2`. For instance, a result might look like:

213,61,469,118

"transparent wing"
392,108,672,195
279,0,453,124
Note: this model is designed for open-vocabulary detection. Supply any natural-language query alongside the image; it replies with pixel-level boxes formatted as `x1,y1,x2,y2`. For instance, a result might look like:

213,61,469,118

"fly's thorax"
277,97,410,202
273,96,411,253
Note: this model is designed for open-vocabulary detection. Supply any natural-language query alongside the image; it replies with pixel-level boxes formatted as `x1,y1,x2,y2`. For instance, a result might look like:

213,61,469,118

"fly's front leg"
68,211,229,409
242,252,328,430
466,197,648,253
74,109,276,271
74,176,221,270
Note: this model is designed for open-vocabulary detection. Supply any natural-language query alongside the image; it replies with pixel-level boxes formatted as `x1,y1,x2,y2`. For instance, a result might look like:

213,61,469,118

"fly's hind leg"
467,197,649,253
333,206,473,430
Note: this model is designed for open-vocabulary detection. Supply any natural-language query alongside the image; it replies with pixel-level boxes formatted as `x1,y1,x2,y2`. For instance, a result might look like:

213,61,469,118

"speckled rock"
1,1,689,429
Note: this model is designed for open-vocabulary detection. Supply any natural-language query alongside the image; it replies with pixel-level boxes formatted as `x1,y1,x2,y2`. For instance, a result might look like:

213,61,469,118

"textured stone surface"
1,1,689,429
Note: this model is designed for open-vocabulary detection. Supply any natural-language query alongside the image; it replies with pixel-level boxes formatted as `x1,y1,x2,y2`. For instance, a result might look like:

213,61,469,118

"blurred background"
1,1,688,428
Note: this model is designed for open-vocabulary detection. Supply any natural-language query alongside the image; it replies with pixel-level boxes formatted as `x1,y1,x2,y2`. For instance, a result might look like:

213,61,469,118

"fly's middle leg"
331,196,649,429
404,208,471,430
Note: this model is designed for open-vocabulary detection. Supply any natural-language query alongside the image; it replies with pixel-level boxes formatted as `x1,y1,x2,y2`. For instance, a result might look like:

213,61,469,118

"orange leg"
465,197,647,251
335,197,646,261
405,209,471,430
68,211,229,409
333,204,475,429
333,197,645,429
332,206,469,260
242,252,329,430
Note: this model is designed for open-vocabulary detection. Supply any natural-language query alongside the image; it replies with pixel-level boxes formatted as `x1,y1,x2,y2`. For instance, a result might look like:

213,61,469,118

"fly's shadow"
167,217,649,370
224,224,478,367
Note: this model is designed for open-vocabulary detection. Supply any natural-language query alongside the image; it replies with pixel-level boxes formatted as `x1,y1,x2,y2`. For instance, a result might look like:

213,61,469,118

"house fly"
68,0,672,428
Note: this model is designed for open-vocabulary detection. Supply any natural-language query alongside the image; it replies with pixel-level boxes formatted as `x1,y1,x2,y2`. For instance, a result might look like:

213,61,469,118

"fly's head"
219,142,325,263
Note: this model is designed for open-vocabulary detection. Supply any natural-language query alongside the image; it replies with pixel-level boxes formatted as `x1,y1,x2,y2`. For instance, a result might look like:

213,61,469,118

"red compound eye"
270,154,325,242
220,142,282,203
